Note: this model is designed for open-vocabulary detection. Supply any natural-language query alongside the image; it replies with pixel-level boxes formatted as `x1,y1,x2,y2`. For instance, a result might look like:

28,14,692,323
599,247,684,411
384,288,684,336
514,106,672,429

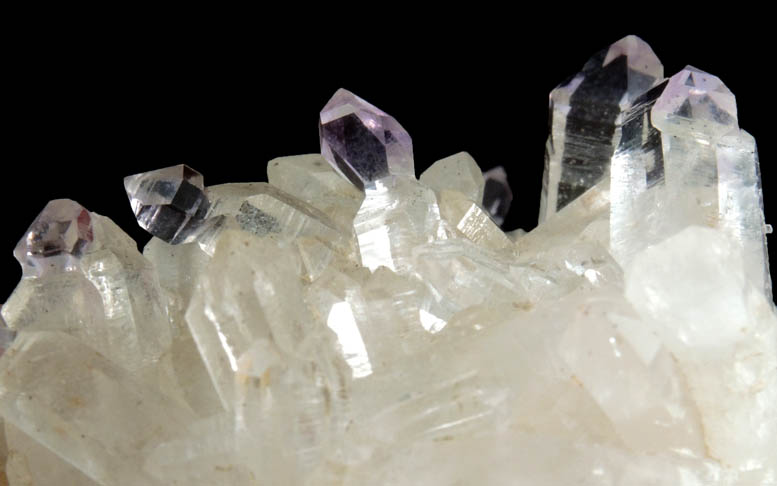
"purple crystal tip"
319,88,414,190
14,199,94,277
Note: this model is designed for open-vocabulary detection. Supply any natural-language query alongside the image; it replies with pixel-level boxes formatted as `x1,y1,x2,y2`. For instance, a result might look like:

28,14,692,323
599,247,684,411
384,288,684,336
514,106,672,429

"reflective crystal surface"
419,152,485,203
540,35,664,221
438,190,513,252
13,199,93,276
651,66,737,139
481,166,513,226
124,164,210,243
353,176,445,272
266,154,365,230
319,89,414,190
1,37,774,486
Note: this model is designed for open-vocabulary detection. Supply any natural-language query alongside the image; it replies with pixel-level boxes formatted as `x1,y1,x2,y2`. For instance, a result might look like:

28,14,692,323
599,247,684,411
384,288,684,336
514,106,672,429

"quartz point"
1,38,775,486
540,35,664,221
13,199,93,276
124,164,210,243
651,66,737,139
419,152,485,203
319,88,414,190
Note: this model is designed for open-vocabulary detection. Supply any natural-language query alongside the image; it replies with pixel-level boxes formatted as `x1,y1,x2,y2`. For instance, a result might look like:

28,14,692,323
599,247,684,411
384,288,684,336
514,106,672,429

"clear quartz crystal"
4,423,100,486
353,176,445,272
540,35,664,221
419,152,485,203
1,43,775,485
0,331,195,485
124,164,210,243
633,66,772,296
438,189,514,252
267,154,365,230
13,199,93,276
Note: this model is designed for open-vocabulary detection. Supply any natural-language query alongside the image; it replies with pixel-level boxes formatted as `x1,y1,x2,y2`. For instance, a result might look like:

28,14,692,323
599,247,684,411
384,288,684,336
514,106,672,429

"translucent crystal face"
597,35,664,105
651,66,738,139
0,35,775,486
419,152,485,204
124,164,210,243
13,199,93,276
319,88,414,190
482,166,512,226
0,316,16,357
540,36,665,222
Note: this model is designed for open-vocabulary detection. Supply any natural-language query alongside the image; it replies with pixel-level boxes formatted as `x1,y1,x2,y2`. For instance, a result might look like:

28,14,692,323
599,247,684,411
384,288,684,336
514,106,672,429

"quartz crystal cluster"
1,36,775,485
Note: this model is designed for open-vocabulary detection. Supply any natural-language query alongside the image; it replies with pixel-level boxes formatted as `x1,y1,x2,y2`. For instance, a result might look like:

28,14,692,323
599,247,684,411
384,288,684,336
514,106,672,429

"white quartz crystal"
1,38,775,485
419,152,484,203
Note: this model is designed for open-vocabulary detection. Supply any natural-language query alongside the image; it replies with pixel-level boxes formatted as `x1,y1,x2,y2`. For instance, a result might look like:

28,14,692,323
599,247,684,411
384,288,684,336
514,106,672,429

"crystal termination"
0,36,774,486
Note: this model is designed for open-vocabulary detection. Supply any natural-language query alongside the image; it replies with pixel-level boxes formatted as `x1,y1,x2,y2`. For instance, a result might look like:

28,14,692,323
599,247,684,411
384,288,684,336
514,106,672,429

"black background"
4,24,772,301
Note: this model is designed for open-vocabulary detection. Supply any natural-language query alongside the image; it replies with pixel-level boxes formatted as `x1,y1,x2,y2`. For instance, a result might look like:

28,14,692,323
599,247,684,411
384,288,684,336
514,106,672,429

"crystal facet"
319,88,414,190
1,39,775,486
124,164,210,243
651,66,737,139
419,152,485,203
481,166,513,226
540,35,664,221
13,199,93,277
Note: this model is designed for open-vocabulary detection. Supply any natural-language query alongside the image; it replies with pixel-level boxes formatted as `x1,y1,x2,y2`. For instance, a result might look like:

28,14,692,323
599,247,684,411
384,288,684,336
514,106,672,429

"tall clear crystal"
645,66,771,296
608,80,667,265
540,35,664,221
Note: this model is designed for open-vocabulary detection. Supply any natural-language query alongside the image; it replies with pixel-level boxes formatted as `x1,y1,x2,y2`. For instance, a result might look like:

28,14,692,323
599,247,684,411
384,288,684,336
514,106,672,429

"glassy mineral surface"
1,35,775,486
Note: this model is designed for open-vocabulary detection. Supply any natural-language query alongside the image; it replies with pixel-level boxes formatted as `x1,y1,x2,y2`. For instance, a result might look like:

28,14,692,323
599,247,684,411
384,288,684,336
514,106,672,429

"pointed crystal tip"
601,35,663,85
651,66,738,139
319,88,414,190
571,34,664,106
13,199,93,277
124,164,210,244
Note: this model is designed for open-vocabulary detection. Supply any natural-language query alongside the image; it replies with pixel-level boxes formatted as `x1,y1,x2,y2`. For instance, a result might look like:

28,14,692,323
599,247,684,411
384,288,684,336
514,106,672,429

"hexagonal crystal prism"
124,164,209,243
540,35,664,221
651,66,738,139
13,199,93,277
319,88,414,190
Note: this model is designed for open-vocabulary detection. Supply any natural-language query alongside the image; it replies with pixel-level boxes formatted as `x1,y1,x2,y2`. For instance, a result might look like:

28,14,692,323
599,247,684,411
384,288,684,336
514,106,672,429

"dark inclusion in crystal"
13,199,94,276
319,88,414,190
321,113,390,187
542,35,664,219
124,164,210,244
